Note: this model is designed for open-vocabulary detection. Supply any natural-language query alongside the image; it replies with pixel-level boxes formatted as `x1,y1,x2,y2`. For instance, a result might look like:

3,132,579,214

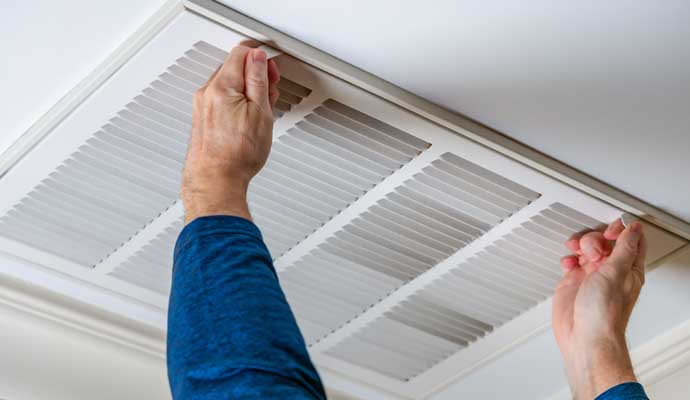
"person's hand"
181,45,280,223
552,218,647,399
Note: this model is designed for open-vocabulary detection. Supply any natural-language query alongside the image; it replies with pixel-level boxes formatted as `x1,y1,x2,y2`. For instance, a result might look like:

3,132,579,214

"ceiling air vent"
0,4,686,400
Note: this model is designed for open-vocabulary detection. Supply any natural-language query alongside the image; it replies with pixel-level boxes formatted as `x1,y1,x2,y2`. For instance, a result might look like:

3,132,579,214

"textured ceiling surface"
219,0,690,222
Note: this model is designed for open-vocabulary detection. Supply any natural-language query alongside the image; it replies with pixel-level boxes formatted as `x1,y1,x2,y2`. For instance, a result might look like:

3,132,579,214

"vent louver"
281,153,539,345
252,99,430,257
325,203,600,380
110,220,184,294
0,42,312,266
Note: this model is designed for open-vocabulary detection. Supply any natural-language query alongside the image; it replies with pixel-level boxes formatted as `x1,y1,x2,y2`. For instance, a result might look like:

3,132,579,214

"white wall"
0,301,171,400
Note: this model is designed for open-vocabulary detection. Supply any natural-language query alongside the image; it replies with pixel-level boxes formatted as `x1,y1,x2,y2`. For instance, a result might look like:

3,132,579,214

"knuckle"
623,240,638,254
194,88,205,102
246,75,267,88
204,84,226,103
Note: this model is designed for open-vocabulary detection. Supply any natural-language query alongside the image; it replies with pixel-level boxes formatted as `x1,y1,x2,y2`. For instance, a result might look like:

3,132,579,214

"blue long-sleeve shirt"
167,215,648,399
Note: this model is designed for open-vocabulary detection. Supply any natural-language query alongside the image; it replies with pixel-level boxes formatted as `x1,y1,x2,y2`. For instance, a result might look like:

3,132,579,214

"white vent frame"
0,2,688,400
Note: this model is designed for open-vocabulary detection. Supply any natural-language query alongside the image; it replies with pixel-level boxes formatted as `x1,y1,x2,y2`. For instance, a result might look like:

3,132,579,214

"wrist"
181,186,251,223
566,336,636,399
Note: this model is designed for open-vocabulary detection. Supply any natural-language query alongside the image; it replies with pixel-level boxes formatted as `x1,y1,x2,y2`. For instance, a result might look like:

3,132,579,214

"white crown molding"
0,270,166,358
0,262,397,400
547,310,690,400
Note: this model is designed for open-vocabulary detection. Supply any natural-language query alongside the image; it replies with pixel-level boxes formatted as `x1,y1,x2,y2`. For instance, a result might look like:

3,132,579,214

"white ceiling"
0,0,167,156
218,0,690,222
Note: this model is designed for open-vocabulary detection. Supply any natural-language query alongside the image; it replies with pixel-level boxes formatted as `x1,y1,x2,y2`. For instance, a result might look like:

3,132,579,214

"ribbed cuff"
175,215,262,257
595,382,649,400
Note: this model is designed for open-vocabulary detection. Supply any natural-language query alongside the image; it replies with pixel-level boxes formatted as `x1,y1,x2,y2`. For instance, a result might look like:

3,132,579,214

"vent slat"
279,134,382,183
101,123,185,163
158,72,199,94
176,57,216,78
313,107,420,157
167,64,206,86
142,87,192,114
440,153,540,201
150,80,193,104
322,99,429,150
118,109,187,142
277,79,312,98
297,121,401,170
272,142,376,189
183,48,224,70
192,41,227,63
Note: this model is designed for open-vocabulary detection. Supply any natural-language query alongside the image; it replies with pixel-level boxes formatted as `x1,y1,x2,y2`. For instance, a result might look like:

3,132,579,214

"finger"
604,218,625,240
632,227,648,283
560,255,579,271
239,39,261,48
580,231,607,262
268,59,280,108
244,48,271,109
214,45,252,94
188,89,205,154
607,221,643,274
565,233,582,253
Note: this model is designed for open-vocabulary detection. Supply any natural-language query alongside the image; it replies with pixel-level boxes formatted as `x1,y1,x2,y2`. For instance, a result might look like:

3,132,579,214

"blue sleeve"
167,215,327,400
596,382,649,400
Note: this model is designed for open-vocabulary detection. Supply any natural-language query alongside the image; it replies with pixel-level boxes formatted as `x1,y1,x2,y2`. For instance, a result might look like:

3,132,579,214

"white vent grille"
109,220,184,294
0,42,311,267
325,203,600,380
255,99,430,257
282,153,540,344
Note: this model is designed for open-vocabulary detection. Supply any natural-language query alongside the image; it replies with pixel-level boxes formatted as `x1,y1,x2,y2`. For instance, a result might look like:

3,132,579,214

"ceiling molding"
0,262,395,400
546,272,690,399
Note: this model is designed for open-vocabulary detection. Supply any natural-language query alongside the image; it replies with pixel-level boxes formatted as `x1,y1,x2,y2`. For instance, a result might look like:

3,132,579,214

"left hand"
552,218,647,399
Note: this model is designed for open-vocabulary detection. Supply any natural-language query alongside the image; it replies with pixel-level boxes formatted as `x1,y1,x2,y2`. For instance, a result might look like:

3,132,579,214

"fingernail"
631,221,642,233
252,49,267,64
620,213,636,228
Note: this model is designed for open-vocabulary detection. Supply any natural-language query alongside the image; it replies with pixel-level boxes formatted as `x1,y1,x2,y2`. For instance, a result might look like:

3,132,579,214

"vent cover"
325,203,599,380
0,10,685,400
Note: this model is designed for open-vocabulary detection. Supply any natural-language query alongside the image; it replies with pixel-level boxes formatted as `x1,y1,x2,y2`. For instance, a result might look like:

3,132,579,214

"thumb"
606,221,642,274
244,49,270,109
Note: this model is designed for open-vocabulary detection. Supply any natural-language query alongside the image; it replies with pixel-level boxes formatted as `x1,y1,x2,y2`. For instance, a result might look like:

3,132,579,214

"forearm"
565,335,641,400
167,216,326,399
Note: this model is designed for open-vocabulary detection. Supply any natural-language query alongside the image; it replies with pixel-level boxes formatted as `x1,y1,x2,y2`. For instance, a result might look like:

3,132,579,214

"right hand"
180,45,281,223
552,219,647,399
